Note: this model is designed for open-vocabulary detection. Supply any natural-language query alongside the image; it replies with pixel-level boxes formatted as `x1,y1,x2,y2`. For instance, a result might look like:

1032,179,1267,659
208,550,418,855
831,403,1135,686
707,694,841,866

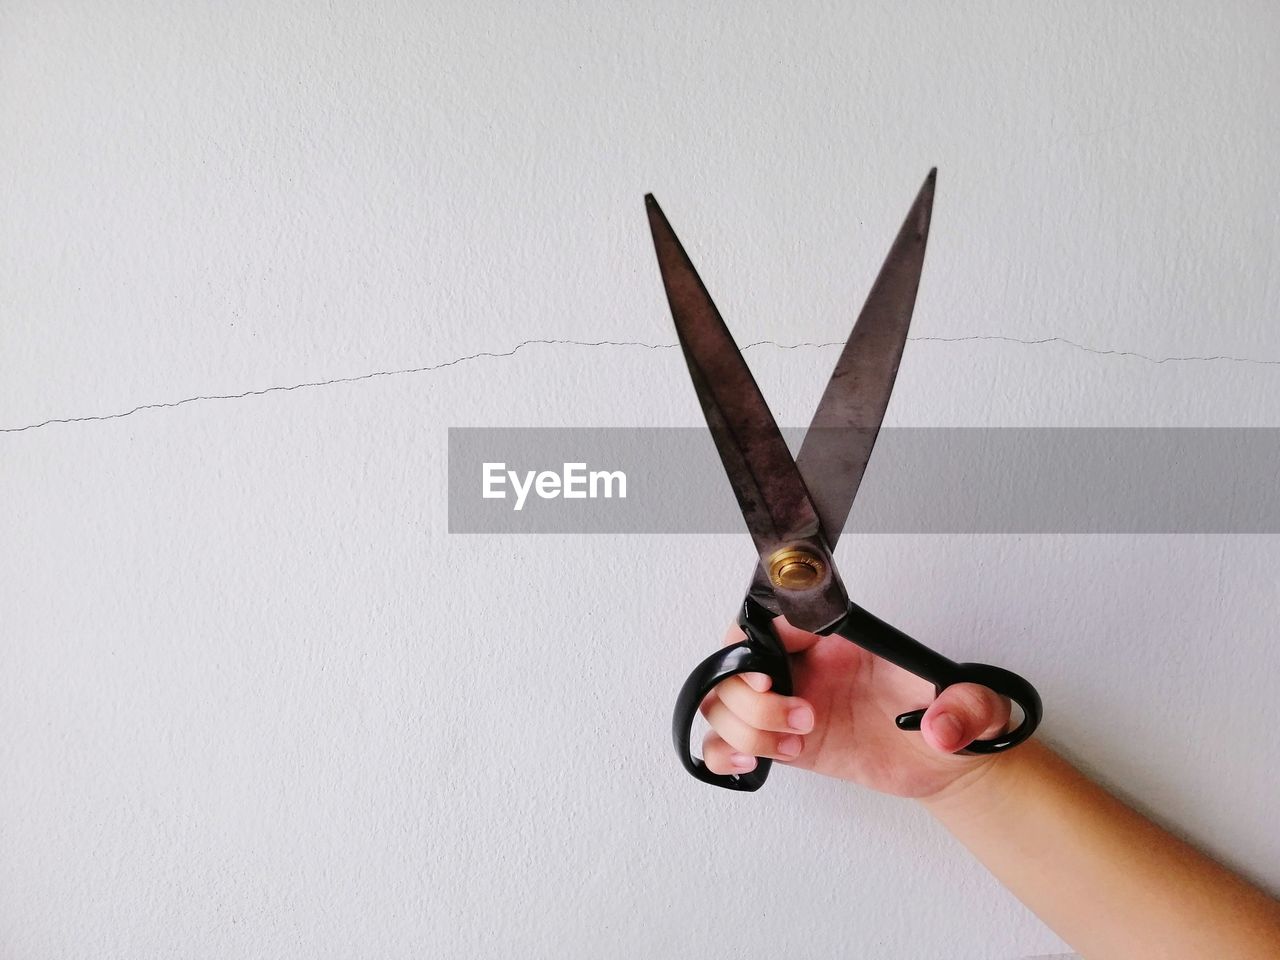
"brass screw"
767,547,825,590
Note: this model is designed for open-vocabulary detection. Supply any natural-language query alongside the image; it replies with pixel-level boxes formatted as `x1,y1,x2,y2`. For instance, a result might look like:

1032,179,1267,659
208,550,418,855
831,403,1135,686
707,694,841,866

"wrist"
916,738,1049,826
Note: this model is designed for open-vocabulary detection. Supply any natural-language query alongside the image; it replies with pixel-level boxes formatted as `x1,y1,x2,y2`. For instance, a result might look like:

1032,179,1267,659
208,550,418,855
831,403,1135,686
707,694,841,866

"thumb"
920,683,1011,754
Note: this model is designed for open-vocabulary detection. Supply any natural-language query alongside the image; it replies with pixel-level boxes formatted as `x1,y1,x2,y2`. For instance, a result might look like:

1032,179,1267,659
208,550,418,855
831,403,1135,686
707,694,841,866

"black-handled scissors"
646,170,1042,791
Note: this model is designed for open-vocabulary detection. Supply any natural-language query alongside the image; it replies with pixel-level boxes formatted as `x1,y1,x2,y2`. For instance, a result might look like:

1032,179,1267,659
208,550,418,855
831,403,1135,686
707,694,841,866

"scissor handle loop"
893,661,1042,754
672,599,793,792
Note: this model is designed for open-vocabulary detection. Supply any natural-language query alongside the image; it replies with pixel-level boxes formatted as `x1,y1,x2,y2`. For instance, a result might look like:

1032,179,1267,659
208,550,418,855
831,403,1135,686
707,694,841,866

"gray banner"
447,428,1280,533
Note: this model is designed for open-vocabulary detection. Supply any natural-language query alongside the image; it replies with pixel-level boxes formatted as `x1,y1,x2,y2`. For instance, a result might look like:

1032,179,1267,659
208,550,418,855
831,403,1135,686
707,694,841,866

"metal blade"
646,195,848,631
795,169,936,548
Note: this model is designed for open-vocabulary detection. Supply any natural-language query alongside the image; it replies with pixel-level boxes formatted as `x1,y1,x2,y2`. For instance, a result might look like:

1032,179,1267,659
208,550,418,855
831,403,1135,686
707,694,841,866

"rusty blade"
646,194,848,631
795,169,936,548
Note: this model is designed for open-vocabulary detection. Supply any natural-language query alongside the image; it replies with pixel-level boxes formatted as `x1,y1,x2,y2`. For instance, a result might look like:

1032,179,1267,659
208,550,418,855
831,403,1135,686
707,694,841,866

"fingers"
699,616,822,774
719,624,773,692
699,684,810,768
699,726,803,775
716,675,814,735
701,731,759,775
920,682,1012,754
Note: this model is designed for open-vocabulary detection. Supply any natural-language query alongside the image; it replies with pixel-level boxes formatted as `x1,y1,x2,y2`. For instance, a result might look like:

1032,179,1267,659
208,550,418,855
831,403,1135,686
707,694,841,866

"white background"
3,2,1278,957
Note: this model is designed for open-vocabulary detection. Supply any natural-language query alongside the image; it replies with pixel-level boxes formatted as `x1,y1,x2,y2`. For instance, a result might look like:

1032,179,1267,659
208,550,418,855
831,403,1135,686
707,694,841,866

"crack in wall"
4,334,1279,435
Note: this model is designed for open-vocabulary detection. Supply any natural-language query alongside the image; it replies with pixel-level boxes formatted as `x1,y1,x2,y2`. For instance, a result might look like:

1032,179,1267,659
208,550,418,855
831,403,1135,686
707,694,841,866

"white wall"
3,2,1278,957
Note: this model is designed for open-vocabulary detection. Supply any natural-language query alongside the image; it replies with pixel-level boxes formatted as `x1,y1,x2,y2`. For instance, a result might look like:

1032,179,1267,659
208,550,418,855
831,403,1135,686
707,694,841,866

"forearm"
920,740,1280,959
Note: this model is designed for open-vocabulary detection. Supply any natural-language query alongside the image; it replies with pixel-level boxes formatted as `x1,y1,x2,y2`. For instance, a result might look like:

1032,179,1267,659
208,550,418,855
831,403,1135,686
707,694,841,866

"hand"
699,617,1011,799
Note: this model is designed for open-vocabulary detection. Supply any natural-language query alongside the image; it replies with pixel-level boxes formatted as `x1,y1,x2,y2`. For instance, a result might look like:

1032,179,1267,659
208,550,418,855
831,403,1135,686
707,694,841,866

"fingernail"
777,735,802,758
730,752,756,771
787,705,814,733
934,713,963,750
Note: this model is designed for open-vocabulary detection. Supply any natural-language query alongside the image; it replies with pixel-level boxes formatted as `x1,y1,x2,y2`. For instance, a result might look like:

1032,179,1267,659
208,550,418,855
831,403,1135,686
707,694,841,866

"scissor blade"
646,195,848,631
795,169,936,548
645,194,817,546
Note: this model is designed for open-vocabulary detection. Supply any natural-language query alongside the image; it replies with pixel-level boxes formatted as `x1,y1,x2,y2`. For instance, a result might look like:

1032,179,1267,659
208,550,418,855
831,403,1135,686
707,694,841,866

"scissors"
645,170,1042,791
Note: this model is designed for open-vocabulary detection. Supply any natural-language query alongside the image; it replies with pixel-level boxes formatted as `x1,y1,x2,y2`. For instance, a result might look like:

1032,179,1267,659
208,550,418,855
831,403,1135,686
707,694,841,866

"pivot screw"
767,548,825,590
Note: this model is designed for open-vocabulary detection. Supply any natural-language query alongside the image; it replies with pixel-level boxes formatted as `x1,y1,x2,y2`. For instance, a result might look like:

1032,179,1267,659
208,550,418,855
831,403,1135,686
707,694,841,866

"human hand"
698,617,1012,799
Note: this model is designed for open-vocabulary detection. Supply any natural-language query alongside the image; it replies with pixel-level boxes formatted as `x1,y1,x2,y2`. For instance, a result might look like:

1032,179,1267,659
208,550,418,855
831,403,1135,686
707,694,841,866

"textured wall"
2,2,1277,958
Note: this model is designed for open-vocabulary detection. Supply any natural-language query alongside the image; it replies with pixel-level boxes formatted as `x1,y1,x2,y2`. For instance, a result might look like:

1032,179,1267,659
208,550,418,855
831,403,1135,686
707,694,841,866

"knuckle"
742,672,771,693
701,734,731,773
949,682,1000,721
739,692,779,729
769,699,797,732
723,682,789,730
721,722,766,756
745,728,776,756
